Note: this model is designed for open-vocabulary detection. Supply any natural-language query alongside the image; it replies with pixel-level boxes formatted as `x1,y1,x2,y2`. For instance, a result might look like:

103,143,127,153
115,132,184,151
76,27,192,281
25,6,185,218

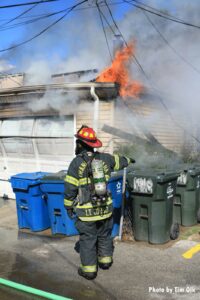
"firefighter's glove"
130,158,136,164
66,208,74,219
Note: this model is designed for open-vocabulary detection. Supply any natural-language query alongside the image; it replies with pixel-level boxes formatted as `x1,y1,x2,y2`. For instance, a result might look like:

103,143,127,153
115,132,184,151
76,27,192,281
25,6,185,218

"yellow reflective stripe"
98,256,112,264
125,156,131,164
65,175,79,186
105,175,110,181
80,264,97,273
79,177,91,185
114,154,120,171
64,199,73,207
76,198,112,209
79,212,112,221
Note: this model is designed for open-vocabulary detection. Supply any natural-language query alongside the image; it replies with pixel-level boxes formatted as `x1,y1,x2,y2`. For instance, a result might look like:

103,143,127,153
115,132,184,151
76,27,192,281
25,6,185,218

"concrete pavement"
0,198,200,300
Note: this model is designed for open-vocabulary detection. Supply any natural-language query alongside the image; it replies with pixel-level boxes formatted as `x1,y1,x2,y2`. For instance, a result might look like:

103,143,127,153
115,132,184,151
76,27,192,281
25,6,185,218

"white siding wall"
0,116,74,198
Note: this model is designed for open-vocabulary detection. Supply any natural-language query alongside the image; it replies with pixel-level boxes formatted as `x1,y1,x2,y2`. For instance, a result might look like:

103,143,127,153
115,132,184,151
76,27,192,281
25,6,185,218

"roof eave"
0,82,119,100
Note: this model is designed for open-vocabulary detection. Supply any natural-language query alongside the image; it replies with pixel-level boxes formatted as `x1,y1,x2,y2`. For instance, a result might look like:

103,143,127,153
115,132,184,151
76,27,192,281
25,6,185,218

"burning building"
0,73,119,198
0,43,188,199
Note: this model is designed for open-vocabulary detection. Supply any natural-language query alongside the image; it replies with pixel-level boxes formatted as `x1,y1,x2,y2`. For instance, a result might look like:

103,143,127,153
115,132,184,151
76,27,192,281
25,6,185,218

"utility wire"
0,1,126,32
98,8,116,35
0,0,59,10
105,0,149,80
104,2,200,145
96,1,113,62
0,5,73,32
140,9,200,75
0,6,68,31
0,0,88,53
129,0,187,22
0,3,39,28
124,0,200,29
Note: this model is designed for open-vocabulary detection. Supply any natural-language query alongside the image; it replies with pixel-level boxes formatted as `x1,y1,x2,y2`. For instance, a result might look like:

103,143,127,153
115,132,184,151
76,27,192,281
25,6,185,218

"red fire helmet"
75,126,102,148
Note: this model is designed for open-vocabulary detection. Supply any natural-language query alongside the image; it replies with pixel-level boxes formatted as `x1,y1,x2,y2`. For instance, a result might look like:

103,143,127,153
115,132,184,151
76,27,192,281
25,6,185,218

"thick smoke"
119,1,200,118
26,89,93,115
110,0,200,164
2,0,200,163
5,3,112,83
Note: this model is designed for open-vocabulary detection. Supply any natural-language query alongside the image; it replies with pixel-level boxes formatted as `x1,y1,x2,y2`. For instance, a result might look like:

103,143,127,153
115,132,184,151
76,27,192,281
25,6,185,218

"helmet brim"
75,134,102,148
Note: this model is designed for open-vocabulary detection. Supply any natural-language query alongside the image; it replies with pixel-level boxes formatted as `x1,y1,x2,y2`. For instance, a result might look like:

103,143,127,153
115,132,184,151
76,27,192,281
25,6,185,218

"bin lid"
41,170,68,182
10,172,50,190
127,169,179,183
10,172,49,181
110,170,124,180
176,164,200,177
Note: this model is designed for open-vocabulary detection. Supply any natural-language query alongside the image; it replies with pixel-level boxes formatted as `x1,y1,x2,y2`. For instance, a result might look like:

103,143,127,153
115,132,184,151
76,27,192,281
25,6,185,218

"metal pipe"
90,86,99,132
119,167,127,240
0,278,72,300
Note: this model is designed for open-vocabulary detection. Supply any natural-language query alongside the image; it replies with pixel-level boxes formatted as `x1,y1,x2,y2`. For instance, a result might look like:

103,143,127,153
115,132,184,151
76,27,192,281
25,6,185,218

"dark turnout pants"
75,216,113,273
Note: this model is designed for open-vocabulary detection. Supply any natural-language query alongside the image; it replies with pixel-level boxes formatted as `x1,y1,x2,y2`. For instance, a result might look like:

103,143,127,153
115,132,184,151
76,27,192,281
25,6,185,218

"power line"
104,0,149,80
0,6,69,32
0,1,128,32
104,2,200,145
0,0,59,10
124,0,200,29
128,0,186,22
0,0,88,53
98,8,116,35
96,2,113,61
0,3,39,28
140,9,200,75
0,1,122,32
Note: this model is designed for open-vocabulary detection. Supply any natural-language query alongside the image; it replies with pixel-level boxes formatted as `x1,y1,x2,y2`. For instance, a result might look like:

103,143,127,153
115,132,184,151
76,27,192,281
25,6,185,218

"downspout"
90,86,99,132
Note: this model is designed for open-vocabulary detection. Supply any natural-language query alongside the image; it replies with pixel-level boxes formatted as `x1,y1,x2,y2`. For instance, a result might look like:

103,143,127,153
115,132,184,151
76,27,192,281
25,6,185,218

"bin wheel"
197,208,200,223
170,223,180,240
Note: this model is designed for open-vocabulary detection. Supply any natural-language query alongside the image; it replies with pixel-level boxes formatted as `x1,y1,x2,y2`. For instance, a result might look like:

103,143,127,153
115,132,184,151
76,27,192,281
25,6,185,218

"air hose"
0,278,72,300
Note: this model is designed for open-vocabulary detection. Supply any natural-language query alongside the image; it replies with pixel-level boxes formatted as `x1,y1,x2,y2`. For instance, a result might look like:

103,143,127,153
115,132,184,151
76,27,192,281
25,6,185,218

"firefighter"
64,125,134,280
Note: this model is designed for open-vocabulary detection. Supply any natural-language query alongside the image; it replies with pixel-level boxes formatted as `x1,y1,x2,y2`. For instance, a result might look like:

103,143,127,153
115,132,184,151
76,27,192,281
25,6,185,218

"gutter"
0,82,118,96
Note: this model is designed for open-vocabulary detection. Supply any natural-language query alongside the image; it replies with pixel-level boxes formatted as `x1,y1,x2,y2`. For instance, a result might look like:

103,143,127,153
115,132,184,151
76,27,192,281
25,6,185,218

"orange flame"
96,42,143,98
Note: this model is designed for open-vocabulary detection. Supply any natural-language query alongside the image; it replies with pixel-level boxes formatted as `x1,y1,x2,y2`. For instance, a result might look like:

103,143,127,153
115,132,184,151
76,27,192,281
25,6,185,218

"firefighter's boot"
98,261,113,270
78,267,97,280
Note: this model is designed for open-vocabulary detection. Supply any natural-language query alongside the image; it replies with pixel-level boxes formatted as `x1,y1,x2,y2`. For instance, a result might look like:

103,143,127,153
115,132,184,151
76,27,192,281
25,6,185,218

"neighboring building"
0,73,24,88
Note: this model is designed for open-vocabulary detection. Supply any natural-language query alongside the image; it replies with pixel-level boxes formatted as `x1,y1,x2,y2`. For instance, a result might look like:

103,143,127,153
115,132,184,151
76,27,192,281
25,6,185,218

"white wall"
0,116,74,198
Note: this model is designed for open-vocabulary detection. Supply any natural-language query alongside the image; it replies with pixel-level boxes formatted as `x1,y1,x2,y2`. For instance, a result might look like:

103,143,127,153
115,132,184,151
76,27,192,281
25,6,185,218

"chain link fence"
122,198,134,241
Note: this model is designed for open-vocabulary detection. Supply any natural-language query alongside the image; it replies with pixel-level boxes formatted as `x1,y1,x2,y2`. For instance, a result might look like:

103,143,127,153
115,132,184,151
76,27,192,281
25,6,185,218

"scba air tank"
91,159,107,196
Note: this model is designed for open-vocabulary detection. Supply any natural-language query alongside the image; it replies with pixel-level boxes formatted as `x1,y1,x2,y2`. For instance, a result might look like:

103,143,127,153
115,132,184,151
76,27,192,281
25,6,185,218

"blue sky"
0,0,175,72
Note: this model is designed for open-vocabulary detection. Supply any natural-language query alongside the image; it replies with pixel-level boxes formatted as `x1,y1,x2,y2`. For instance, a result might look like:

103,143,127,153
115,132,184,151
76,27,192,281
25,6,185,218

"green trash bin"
127,170,179,244
174,165,200,226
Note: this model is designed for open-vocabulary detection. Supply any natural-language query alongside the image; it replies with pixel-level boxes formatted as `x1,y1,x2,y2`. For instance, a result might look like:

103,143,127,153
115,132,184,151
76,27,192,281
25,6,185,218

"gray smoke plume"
119,0,200,116
26,89,93,115
2,0,200,164
107,0,200,164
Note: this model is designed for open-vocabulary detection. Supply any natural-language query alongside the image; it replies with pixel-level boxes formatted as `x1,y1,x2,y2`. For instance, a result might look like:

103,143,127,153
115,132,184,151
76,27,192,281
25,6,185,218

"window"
1,119,34,157
34,116,74,158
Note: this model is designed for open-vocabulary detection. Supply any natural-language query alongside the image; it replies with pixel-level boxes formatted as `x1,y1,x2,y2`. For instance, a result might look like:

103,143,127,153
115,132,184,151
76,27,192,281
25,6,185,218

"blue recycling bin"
40,171,124,237
108,172,123,237
40,171,79,236
10,172,50,232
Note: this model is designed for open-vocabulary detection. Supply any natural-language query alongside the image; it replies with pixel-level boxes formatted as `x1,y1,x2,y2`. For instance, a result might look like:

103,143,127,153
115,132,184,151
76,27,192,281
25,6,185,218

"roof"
0,82,119,102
